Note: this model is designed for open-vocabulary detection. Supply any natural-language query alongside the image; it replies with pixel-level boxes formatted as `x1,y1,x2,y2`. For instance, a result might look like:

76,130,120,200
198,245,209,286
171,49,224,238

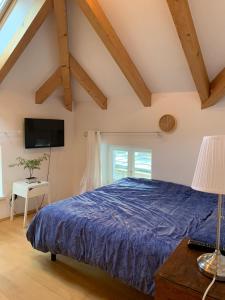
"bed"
27,178,221,295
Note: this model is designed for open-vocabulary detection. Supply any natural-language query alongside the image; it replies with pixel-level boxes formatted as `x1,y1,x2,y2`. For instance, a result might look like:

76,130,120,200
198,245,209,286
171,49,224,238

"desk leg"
10,194,15,221
23,197,29,228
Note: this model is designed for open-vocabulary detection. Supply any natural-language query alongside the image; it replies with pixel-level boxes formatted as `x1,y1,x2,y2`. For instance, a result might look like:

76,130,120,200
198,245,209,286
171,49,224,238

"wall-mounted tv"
25,118,64,149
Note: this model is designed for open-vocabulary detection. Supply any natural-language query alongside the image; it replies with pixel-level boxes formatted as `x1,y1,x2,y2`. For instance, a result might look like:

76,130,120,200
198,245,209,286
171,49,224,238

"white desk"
10,180,50,227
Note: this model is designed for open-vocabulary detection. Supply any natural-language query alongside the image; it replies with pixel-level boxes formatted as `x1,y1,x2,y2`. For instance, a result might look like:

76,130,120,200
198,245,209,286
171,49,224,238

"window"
108,146,152,183
112,149,129,181
133,151,152,178
0,0,34,55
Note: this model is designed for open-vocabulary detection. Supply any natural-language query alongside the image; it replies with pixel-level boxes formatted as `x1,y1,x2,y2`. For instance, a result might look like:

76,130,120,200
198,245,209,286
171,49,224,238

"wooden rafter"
202,68,225,109
0,0,53,83
167,0,210,103
53,0,73,111
76,0,151,107
36,68,62,104
70,54,107,109
36,0,107,111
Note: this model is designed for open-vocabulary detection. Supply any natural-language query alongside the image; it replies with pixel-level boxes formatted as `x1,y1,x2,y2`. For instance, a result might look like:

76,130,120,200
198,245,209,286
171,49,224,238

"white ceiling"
69,0,225,100
2,0,225,103
189,0,225,80
69,0,196,96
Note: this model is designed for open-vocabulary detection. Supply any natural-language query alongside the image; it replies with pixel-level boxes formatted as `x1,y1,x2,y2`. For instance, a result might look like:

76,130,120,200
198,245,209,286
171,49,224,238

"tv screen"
25,118,64,149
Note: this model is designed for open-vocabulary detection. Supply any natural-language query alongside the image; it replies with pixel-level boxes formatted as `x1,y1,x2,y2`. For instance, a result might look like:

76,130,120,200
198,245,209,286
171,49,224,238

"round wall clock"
159,114,176,132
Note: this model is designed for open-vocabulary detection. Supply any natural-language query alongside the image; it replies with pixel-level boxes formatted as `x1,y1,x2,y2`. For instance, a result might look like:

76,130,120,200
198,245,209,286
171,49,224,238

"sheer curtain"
80,130,102,193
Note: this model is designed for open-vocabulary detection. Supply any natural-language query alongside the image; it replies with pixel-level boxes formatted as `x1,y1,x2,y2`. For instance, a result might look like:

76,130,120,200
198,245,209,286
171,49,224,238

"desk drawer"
155,277,215,300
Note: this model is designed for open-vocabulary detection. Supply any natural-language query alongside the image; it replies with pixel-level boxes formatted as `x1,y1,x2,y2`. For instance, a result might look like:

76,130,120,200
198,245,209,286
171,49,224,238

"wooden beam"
36,68,62,104
76,0,151,107
167,0,209,102
202,68,225,109
0,0,53,83
70,54,107,109
53,0,73,111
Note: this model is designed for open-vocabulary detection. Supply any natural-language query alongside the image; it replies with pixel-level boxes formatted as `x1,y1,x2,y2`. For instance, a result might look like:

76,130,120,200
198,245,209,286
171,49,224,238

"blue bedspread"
27,178,221,294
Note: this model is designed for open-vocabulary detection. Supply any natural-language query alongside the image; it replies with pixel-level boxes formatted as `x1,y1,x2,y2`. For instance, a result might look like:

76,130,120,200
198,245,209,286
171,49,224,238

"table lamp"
192,135,225,280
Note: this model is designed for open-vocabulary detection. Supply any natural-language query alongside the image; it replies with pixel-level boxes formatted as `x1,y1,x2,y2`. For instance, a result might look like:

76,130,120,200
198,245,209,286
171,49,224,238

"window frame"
0,0,15,26
108,145,152,183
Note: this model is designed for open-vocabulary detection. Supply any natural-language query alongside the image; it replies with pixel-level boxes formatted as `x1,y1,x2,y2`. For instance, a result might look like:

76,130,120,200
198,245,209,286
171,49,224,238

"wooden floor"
0,215,153,300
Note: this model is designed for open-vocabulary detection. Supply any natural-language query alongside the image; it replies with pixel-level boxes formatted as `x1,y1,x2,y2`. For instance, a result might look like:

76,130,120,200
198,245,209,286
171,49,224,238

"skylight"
0,0,35,56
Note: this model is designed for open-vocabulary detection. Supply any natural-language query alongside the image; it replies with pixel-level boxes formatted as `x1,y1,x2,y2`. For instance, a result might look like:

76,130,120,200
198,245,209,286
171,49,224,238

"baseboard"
0,209,36,223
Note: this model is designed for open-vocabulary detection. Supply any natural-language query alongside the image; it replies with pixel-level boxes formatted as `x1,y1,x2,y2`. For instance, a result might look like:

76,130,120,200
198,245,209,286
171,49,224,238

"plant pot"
25,177,38,184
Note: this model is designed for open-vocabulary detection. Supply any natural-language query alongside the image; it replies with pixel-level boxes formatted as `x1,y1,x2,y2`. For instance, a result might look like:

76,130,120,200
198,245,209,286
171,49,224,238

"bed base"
51,253,56,261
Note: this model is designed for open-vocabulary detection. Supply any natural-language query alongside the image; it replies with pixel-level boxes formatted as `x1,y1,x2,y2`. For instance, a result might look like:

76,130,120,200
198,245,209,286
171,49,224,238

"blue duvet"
27,178,222,294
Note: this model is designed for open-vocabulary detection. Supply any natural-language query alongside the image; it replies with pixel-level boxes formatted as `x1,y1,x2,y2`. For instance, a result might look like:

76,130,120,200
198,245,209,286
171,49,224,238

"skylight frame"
0,0,15,25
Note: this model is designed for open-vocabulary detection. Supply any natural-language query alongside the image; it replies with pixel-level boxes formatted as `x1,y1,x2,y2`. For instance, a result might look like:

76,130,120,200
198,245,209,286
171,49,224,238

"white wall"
0,89,75,219
0,14,76,219
0,91,74,218
72,92,225,194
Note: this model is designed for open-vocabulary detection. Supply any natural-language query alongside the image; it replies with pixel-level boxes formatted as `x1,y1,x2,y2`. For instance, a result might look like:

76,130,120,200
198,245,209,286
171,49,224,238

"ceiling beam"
167,0,210,103
76,0,151,107
202,68,225,109
36,68,62,104
70,54,107,109
0,0,53,83
53,0,73,111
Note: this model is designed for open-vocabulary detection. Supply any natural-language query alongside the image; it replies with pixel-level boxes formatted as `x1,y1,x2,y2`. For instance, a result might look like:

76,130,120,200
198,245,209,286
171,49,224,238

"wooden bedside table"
10,180,50,228
155,239,225,300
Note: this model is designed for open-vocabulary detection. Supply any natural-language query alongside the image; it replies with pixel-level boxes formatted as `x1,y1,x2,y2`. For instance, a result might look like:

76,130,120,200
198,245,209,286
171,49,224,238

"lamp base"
197,250,225,281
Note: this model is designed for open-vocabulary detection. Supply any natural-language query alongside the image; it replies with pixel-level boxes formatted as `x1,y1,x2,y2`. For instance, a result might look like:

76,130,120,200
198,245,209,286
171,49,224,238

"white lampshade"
192,135,225,195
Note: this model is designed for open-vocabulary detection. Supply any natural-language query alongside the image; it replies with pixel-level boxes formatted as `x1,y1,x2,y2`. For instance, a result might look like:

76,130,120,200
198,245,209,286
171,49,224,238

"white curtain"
80,130,102,193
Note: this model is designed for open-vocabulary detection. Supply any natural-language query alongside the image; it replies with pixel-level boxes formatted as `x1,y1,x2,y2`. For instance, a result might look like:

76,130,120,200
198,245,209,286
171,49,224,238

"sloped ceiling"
1,0,225,104
189,0,225,80
69,0,196,96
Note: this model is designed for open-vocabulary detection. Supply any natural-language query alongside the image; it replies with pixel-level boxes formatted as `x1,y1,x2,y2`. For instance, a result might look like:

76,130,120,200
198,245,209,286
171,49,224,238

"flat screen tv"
25,118,64,149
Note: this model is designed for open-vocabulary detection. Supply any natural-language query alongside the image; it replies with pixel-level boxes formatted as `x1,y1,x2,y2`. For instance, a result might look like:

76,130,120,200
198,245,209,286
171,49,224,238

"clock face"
159,115,176,132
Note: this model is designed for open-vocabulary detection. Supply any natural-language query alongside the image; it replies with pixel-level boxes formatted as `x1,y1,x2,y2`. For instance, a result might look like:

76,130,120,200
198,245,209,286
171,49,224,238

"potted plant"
9,154,49,183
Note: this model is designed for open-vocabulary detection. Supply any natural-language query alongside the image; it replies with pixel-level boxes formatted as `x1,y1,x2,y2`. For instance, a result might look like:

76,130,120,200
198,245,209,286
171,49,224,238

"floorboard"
0,215,153,300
